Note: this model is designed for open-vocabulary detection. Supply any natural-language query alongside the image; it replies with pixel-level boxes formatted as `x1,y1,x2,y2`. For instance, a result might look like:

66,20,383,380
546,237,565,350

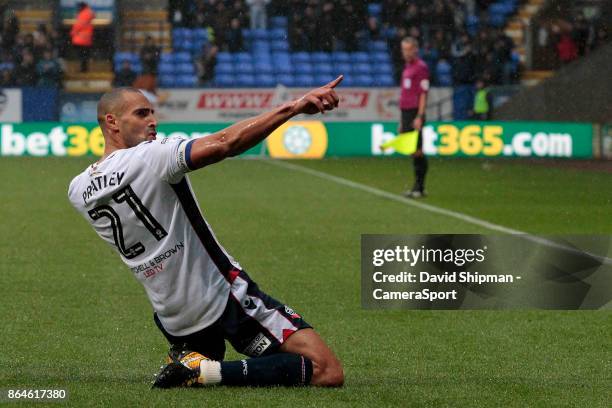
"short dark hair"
401,37,419,48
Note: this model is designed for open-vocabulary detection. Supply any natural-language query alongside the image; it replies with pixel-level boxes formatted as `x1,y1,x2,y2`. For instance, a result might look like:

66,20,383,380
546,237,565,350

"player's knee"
312,357,344,387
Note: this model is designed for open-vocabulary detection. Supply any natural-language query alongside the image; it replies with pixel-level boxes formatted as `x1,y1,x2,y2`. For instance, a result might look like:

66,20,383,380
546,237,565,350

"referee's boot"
403,184,426,199
152,343,207,388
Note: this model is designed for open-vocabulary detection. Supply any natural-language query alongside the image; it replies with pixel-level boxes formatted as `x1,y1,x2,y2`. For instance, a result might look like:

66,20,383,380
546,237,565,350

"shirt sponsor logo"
244,333,272,356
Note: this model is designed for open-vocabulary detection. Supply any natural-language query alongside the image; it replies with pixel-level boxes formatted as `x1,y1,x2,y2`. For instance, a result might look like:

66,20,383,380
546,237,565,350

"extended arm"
412,92,428,130
187,75,343,169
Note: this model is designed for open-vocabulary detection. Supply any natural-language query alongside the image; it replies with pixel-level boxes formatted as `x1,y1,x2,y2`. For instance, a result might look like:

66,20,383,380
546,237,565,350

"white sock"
198,360,222,385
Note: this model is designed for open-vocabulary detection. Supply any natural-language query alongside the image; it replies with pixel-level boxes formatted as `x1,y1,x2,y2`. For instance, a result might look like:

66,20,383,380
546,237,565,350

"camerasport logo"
244,333,271,356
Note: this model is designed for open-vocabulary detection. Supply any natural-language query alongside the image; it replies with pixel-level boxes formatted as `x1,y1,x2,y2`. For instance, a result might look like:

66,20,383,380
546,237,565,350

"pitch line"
264,159,612,266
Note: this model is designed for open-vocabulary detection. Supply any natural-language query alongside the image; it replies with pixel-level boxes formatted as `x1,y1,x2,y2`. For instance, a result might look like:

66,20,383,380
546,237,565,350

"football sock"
199,353,313,386
413,155,428,192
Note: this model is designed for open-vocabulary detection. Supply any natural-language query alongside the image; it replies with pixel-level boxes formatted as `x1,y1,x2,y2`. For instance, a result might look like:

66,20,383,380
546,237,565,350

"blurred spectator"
470,78,493,120
36,48,62,87
318,1,336,52
133,73,168,109
13,49,36,86
363,16,383,42
0,67,12,86
0,3,19,52
198,43,218,86
556,32,578,64
572,12,590,57
337,1,362,51
113,60,137,87
140,35,160,74
70,2,95,72
589,24,608,51
246,0,271,29
226,18,244,52
451,33,475,85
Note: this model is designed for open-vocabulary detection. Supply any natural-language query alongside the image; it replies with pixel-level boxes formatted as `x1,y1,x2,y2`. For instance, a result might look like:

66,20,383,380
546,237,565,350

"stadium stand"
1,0,607,91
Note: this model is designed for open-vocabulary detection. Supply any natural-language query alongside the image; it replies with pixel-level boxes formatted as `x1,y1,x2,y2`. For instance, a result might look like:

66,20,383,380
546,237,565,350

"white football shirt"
68,136,240,336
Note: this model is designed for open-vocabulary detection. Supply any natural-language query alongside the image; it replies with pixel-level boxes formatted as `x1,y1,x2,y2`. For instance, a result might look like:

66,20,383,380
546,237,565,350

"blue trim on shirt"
185,139,195,170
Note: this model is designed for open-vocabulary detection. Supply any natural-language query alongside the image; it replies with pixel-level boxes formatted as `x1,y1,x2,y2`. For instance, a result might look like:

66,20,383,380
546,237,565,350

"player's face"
117,92,157,147
402,42,418,62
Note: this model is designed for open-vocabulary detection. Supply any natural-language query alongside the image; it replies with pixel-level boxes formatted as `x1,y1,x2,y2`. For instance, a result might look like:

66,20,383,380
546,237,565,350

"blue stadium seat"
254,61,274,74
160,52,173,63
275,74,295,87
158,62,175,75
436,60,453,86
236,74,256,87
255,74,276,87
217,52,232,63
296,64,314,75
271,40,289,52
370,51,391,64
114,51,137,64
159,75,176,87
311,52,331,63
193,28,208,41
271,52,291,64
372,62,393,75
314,74,336,84
373,75,395,87
176,62,195,74
294,74,315,87
235,52,253,63
131,61,143,73
270,16,288,28
353,52,370,63
353,62,372,74
251,29,268,40
235,62,254,74
252,52,272,64
489,13,507,27
334,62,352,74
214,74,234,87
368,3,382,16
291,52,311,64
215,62,234,75
340,75,355,87
354,74,374,87
369,41,388,52
176,74,198,87
269,28,287,41
274,62,293,74
252,40,271,54
465,14,480,36
174,52,192,63
332,51,350,63
316,64,334,75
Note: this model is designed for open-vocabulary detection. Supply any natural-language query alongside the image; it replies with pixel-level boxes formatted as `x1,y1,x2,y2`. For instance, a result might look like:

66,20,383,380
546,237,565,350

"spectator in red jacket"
556,33,578,64
70,2,94,72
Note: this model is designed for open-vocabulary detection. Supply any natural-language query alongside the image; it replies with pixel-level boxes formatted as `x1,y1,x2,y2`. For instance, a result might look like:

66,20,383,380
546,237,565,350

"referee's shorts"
401,108,425,150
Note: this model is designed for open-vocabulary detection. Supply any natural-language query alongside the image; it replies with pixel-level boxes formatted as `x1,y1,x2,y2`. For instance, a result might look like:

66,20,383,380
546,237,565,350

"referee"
398,37,430,198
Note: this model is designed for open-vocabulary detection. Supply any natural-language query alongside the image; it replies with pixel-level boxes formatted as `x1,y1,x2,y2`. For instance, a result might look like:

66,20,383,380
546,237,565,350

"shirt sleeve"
416,65,430,95
136,136,196,183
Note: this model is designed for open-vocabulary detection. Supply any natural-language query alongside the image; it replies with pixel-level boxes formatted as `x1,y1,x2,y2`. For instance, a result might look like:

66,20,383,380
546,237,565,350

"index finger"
324,75,344,89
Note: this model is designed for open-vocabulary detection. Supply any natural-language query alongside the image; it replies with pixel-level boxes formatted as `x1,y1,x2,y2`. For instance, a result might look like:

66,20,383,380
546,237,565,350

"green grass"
0,157,610,407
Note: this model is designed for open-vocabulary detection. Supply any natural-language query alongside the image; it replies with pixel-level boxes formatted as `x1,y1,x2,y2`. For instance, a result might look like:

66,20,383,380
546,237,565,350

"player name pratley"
82,171,125,205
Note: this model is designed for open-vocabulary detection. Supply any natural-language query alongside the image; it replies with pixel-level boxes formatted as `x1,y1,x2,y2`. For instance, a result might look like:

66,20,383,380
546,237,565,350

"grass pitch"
0,157,610,407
